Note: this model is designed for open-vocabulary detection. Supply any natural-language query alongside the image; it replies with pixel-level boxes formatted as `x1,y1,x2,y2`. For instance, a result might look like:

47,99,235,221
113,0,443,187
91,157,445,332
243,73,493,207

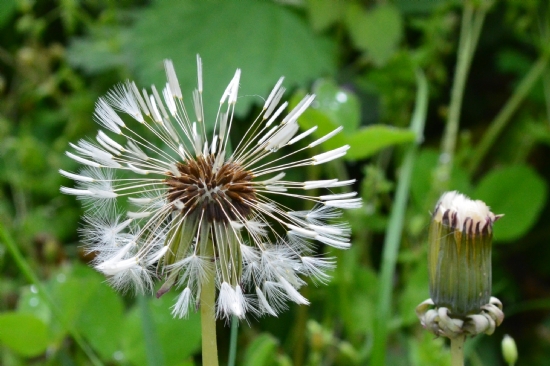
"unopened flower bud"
501,334,518,365
428,191,502,317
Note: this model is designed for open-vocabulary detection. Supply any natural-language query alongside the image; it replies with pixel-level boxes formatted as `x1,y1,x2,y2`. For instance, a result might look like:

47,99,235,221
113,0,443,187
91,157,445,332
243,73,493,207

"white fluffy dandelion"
61,56,361,320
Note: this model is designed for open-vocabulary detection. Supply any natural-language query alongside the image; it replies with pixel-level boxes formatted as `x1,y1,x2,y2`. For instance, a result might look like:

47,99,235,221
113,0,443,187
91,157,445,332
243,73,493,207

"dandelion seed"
61,56,361,320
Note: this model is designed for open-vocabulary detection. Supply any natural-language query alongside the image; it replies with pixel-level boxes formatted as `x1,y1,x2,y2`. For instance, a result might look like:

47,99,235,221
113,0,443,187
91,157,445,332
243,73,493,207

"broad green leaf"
345,3,403,66
48,270,99,332
19,265,126,359
474,165,547,242
306,0,345,32
127,0,337,119
0,312,49,357
243,333,279,366
297,104,346,151
17,287,54,331
395,0,449,14
121,294,201,366
311,79,360,134
76,272,125,360
347,125,415,160
68,27,131,74
289,82,355,152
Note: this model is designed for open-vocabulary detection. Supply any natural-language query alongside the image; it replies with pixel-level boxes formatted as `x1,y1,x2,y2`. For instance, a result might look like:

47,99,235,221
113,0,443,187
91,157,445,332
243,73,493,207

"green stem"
438,3,473,179
0,223,103,366
468,53,550,173
451,335,466,366
201,256,219,366
369,70,428,365
139,295,165,366
542,67,550,124
436,1,489,191
228,315,238,366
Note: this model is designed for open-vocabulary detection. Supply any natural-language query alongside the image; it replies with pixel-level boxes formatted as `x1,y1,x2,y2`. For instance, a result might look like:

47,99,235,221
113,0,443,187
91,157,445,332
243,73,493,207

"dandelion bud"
428,191,502,317
501,334,518,366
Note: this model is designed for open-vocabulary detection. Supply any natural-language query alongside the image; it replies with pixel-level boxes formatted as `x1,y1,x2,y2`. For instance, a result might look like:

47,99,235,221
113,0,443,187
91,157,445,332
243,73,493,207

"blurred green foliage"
1,0,550,365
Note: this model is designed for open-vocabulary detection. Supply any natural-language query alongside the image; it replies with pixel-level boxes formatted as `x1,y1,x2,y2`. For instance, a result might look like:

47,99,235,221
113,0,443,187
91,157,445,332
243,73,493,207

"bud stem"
451,335,465,366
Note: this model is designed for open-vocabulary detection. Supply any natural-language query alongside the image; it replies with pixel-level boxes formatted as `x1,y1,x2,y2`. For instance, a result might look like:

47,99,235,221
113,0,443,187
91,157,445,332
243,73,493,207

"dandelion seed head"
61,56,361,319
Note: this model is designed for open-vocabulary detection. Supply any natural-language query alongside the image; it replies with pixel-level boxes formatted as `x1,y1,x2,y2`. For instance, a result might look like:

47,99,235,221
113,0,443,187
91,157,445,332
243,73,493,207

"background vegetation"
1,0,549,365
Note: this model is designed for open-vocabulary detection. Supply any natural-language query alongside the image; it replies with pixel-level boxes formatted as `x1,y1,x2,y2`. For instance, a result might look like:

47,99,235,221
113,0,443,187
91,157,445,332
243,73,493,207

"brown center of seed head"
164,154,256,223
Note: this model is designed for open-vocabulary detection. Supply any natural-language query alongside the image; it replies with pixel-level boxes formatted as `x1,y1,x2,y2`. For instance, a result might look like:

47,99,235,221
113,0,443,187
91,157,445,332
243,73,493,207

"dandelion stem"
0,223,103,366
435,1,490,192
451,335,466,366
227,315,238,366
370,70,428,365
201,246,219,366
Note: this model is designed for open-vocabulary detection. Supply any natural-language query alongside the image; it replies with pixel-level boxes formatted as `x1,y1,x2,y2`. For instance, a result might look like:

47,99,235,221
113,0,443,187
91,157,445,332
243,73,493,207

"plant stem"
201,256,219,366
451,335,466,366
370,70,428,365
468,53,550,173
228,315,238,366
435,1,489,192
543,67,550,124
0,223,103,366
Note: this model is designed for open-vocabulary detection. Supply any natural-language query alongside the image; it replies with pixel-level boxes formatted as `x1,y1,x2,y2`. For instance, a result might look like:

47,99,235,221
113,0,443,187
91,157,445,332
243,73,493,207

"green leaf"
17,287,48,317
474,165,547,242
76,274,125,360
347,125,415,160
49,271,98,332
289,80,358,152
0,0,16,27
126,0,337,119
18,265,126,360
68,29,131,74
306,0,345,32
345,3,403,66
121,294,201,366
394,0,448,14
243,333,279,366
311,79,360,134
0,312,49,357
